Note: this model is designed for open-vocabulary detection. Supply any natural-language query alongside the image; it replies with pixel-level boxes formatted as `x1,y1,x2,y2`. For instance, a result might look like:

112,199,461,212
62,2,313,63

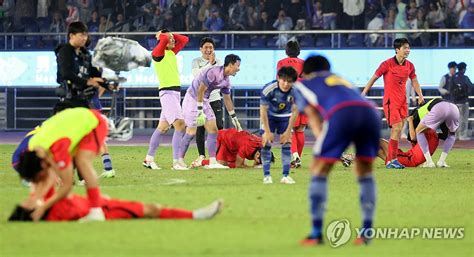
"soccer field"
0,145,472,257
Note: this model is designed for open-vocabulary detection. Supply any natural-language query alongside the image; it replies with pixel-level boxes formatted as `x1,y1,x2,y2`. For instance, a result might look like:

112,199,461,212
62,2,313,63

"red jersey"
217,129,262,161
397,129,439,167
375,56,416,107
276,57,304,81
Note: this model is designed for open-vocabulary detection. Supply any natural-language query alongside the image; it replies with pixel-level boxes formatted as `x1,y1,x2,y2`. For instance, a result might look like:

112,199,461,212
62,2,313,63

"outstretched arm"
361,74,379,96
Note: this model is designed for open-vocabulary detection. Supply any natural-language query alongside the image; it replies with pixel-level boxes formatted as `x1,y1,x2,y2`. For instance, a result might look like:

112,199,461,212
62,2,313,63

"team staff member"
362,38,424,169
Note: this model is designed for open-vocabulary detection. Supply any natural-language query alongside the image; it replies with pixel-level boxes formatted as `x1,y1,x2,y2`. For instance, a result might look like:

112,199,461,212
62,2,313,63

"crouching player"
13,107,109,222
191,128,270,168
294,56,380,245
260,67,299,184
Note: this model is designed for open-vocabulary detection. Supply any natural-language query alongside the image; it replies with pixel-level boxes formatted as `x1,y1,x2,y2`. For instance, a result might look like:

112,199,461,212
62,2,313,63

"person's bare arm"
304,106,322,137
411,77,425,105
260,104,273,145
223,94,235,113
361,74,379,96
197,82,208,103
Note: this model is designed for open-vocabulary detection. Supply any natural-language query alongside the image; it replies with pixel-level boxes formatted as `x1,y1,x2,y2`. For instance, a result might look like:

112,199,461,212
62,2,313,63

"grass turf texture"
0,145,472,257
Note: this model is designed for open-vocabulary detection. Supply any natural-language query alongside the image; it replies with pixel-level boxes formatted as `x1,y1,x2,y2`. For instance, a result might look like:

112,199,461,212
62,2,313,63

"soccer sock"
147,129,164,157
296,131,305,157
196,126,206,156
262,144,272,176
291,131,298,155
158,208,193,219
358,174,376,236
443,134,455,154
282,143,291,177
439,152,448,163
87,187,101,208
207,133,217,158
202,159,210,166
309,176,327,239
179,133,194,159
416,133,433,163
101,153,113,171
172,130,185,160
388,139,399,161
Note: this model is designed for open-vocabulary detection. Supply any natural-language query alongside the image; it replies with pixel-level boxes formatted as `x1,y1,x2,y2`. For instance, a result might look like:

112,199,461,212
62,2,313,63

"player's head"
224,54,241,76
277,66,297,92
253,149,275,165
68,21,88,48
457,62,467,73
160,29,175,49
16,150,49,183
53,99,90,115
285,40,300,58
302,55,331,78
200,37,215,59
448,61,457,74
393,38,410,58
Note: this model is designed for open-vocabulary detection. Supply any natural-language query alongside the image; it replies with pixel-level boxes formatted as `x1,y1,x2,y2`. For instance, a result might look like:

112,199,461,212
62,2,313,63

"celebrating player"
276,40,306,168
294,56,380,245
191,37,224,166
178,54,242,169
260,66,299,184
362,38,424,169
143,29,189,170
191,128,268,169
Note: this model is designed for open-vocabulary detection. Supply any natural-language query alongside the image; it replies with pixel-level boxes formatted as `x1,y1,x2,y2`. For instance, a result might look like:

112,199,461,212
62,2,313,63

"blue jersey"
293,72,373,119
260,80,296,119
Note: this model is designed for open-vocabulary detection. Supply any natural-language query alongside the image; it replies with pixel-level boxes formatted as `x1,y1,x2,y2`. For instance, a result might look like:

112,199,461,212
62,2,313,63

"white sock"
292,152,300,160
173,159,178,163
209,157,217,165
145,155,154,161
438,152,448,163
423,152,433,163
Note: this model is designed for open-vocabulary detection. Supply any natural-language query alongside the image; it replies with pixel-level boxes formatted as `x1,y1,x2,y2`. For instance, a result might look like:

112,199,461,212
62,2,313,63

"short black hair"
160,29,170,33
457,62,467,71
68,21,88,37
393,38,410,50
303,55,331,74
224,54,241,67
17,151,43,182
254,149,275,164
448,61,457,68
53,99,90,114
277,66,298,82
200,37,215,48
285,40,300,58
8,205,34,222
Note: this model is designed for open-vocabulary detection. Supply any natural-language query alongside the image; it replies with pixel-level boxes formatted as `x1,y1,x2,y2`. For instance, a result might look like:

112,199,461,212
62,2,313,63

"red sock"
388,139,399,161
87,187,101,208
291,131,298,155
158,208,193,219
296,131,305,157
202,159,210,166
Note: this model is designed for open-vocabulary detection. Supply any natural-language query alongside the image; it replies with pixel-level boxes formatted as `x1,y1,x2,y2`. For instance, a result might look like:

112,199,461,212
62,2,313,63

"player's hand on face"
209,52,215,64
87,77,104,88
262,132,274,146
280,131,291,144
155,31,161,40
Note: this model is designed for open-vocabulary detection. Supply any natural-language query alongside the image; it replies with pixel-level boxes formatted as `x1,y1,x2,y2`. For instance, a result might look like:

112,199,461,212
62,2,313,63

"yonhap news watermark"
326,219,465,248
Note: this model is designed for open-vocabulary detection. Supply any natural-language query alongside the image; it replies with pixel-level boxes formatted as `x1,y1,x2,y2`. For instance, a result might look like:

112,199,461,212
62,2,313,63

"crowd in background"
0,0,473,48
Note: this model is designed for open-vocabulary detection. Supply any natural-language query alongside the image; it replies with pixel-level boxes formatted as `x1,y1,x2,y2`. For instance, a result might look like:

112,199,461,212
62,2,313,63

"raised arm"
172,33,189,54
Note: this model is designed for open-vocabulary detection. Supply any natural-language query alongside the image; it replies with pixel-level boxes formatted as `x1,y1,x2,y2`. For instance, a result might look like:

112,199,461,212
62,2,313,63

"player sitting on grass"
191,128,274,168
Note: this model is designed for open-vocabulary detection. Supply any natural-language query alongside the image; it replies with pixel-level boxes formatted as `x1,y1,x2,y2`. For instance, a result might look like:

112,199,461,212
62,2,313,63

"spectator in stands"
228,0,250,30
185,0,201,31
247,5,258,30
198,0,216,30
341,0,365,29
292,19,307,42
394,0,409,39
98,14,113,32
141,0,160,25
170,0,187,31
459,3,474,46
77,0,94,24
415,7,430,46
450,62,473,141
273,10,293,47
438,61,457,100
13,0,36,28
310,1,323,30
50,11,66,45
367,13,384,47
114,13,130,32
99,0,116,17
37,0,50,19
283,0,305,26
255,10,273,31
427,1,446,45
65,1,80,26
87,10,100,32
320,0,340,30
162,10,175,31
150,7,164,31
0,0,15,32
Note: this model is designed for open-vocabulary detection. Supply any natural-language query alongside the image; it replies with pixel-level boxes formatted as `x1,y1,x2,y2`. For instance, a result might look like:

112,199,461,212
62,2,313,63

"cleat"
341,152,354,167
263,176,273,184
280,176,296,184
421,161,436,168
172,161,189,170
193,199,223,220
354,236,371,246
190,155,205,168
78,207,105,222
386,159,405,169
143,160,161,170
204,163,229,169
300,235,323,246
99,169,116,178
437,161,450,168
291,157,302,169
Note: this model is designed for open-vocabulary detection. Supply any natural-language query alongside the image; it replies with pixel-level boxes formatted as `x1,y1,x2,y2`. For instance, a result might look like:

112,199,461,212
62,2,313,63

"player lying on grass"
190,128,274,168
8,167,222,221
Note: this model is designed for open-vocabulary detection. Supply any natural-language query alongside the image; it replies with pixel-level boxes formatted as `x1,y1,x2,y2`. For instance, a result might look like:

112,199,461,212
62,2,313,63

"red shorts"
77,110,108,154
293,113,308,127
383,102,407,127
45,195,145,221
216,145,236,164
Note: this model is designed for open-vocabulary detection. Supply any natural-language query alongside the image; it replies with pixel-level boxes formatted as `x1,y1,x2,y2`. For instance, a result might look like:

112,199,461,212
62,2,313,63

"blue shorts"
267,116,289,135
314,106,380,162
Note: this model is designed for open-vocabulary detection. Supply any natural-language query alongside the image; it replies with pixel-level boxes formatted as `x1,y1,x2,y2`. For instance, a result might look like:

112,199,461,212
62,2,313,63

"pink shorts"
421,102,460,132
159,90,184,124
182,93,216,127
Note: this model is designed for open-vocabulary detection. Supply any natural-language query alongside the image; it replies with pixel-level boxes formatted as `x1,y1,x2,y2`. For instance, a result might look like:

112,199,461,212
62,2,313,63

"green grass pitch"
0,145,472,257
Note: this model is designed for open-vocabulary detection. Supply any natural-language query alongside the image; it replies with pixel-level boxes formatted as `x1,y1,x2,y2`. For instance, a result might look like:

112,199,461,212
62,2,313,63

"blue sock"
281,142,291,176
358,174,376,237
309,176,327,238
102,153,113,171
262,144,272,176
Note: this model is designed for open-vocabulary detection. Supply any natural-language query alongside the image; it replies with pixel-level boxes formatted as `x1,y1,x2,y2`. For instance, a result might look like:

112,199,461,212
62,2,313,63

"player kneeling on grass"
13,108,109,222
191,128,274,168
8,170,222,221
294,56,380,246
260,67,299,184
